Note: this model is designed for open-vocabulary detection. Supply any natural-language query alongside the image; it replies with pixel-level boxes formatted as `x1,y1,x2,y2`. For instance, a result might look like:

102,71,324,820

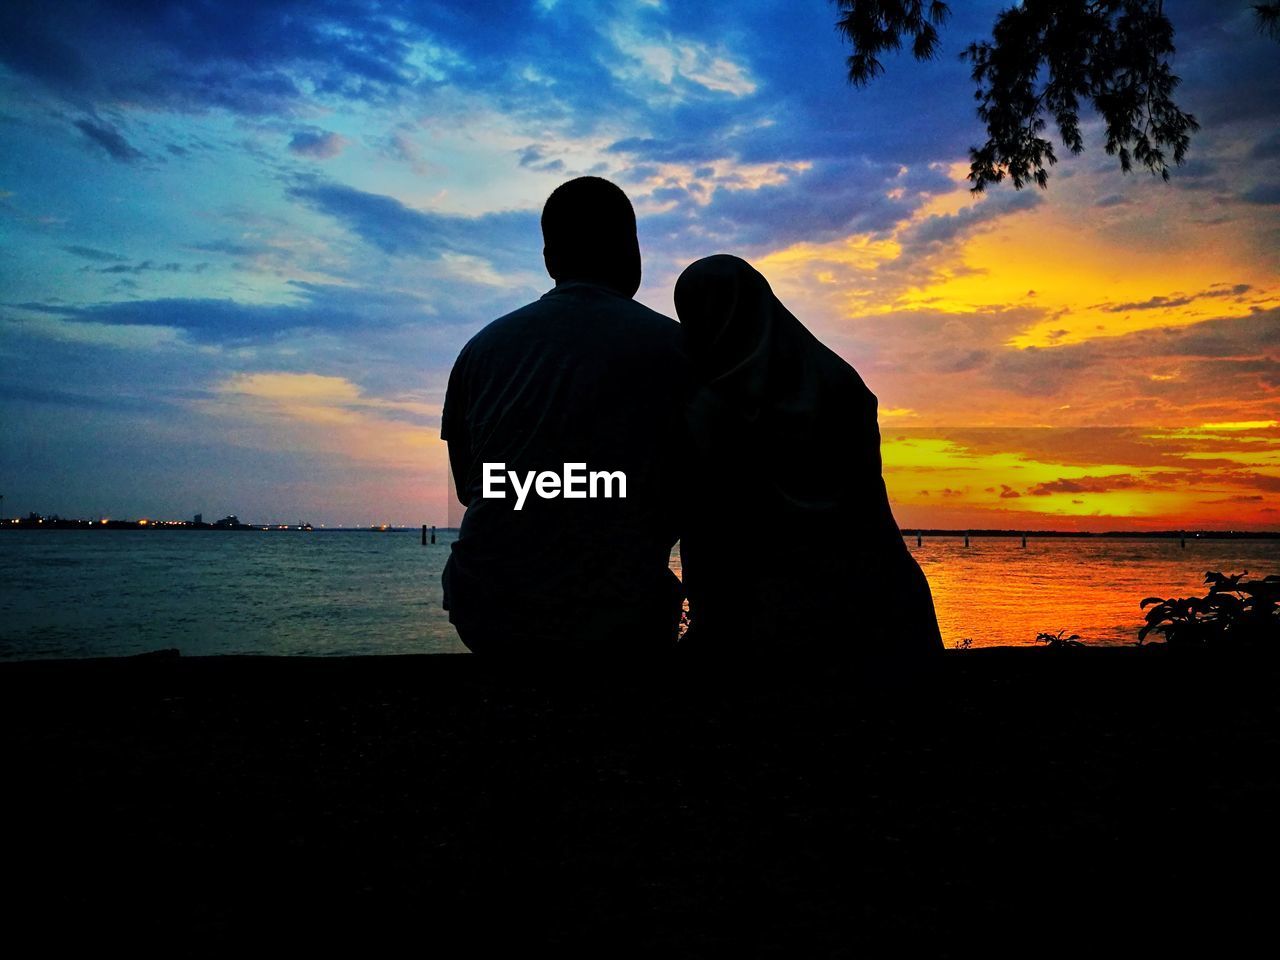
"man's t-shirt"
441,281,688,652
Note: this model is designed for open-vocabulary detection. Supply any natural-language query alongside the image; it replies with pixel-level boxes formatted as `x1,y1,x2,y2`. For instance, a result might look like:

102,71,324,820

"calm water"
1,530,1277,658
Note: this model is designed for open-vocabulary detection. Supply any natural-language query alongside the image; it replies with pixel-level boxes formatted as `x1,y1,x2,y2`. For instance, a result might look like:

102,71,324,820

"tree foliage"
1138,571,1280,648
832,1,1236,191
1257,3,1280,40
833,0,951,87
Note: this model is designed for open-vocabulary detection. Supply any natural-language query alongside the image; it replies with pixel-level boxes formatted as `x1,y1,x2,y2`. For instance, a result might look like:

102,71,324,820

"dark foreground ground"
2,647,1278,956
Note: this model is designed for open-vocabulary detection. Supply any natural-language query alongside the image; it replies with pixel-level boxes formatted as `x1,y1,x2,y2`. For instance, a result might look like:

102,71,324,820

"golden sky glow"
752,160,1279,531
2,1,1275,530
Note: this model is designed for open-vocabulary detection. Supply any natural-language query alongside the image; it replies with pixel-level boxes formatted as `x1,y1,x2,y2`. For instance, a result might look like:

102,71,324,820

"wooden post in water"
1021,532,1027,548
430,525,436,545
421,524,427,546
1180,530,1186,549
916,530,922,548
964,531,970,548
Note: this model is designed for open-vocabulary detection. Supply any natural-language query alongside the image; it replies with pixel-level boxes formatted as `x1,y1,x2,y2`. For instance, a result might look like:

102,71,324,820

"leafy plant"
829,1,1280,191
954,637,974,650
1139,571,1280,647
1035,630,1085,649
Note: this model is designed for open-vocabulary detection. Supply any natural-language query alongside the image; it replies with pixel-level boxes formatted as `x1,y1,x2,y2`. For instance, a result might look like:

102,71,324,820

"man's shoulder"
459,299,539,348
465,284,681,354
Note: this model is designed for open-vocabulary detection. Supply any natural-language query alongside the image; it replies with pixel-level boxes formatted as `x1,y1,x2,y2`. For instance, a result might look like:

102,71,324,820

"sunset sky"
1,0,1277,529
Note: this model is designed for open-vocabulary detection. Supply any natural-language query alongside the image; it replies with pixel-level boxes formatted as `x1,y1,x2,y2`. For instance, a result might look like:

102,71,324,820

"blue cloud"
287,130,348,159
287,181,539,263
0,382,156,412
1250,131,1280,160
188,239,270,257
87,260,204,275
62,245,129,262
1240,182,1280,205
74,118,145,162
0,0,447,117
14,280,452,344
694,159,918,247
1094,194,1129,208
900,188,1043,249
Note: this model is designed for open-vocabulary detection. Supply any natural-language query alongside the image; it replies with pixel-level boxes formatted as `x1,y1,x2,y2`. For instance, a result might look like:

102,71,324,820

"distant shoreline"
903,528,1280,540
1,519,454,533
3,520,1277,538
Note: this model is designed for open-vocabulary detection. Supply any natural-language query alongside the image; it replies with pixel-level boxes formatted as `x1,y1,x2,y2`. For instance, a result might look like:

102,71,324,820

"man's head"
541,177,641,298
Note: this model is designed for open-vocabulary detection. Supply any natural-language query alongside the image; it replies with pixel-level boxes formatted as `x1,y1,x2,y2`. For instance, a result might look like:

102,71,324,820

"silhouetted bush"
1139,571,1280,648
1036,630,1085,649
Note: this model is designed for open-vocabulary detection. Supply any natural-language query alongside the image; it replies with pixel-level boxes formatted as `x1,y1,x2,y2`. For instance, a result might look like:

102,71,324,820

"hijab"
675,254,897,531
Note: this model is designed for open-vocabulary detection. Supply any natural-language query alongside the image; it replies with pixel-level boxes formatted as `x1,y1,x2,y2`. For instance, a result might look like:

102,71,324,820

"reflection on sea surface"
1,530,1278,657
1,530,466,659
911,535,1280,648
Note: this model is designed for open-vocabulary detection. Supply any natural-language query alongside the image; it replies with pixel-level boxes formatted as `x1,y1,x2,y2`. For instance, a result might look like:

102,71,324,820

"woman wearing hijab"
675,254,942,665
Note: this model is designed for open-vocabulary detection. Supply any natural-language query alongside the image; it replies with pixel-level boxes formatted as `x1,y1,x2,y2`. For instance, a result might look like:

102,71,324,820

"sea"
2,529,1278,659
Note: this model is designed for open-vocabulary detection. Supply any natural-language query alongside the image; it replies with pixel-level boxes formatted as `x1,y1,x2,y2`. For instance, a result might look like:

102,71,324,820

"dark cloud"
897,165,956,196
16,280,449,344
1094,193,1130,208
1027,475,1143,496
1168,156,1221,185
932,349,990,374
61,245,128,262
988,342,1099,396
516,144,565,173
998,484,1020,499
1232,472,1280,493
1103,284,1251,312
1240,182,1280,205
579,0,994,181
637,158,933,251
985,308,1280,397
1250,132,1280,160
21,297,309,342
288,181,538,264
87,260,205,275
287,130,347,159
74,118,144,162
1177,9,1280,128
0,12,89,89
1176,157,1216,177
375,129,429,173
189,239,269,257
900,188,1043,249
1154,309,1280,358
607,136,725,165
0,382,154,412
651,185,691,204
0,0,436,118
1107,294,1198,311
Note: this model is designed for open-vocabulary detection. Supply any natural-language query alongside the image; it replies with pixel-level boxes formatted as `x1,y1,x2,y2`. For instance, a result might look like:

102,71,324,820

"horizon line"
4,516,1279,538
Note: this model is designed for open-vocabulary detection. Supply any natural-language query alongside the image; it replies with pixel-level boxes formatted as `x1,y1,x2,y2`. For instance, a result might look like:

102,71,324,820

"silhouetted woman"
675,254,943,666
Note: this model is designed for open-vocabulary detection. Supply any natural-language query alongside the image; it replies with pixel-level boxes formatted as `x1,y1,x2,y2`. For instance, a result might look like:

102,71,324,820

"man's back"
441,281,688,657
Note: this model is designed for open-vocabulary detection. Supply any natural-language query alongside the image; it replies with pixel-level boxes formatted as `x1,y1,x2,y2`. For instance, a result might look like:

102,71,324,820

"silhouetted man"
441,177,687,663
